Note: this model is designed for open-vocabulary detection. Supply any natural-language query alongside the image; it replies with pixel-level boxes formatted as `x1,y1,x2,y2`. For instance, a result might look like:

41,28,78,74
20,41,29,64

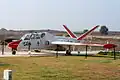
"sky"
0,0,120,31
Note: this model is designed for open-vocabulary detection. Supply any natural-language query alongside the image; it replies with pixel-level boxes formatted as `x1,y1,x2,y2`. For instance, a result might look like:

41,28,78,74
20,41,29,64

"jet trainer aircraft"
8,25,103,54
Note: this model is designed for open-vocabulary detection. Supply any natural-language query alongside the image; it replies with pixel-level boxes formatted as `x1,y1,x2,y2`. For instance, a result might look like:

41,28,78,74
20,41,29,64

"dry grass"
0,56,120,80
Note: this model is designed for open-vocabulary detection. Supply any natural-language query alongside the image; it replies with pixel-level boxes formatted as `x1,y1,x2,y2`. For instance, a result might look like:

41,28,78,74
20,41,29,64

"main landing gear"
55,45,72,57
65,50,71,56
65,45,72,56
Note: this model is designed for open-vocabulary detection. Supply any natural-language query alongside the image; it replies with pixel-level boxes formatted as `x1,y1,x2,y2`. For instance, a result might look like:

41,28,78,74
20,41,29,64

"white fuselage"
17,32,81,51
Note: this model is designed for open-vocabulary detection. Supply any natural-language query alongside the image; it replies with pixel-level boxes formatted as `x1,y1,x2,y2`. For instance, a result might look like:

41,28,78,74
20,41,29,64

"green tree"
99,25,108,35
83,29,88,33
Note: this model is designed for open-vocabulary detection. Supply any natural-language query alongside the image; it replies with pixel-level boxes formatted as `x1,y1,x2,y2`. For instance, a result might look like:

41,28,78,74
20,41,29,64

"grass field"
0,56,120,80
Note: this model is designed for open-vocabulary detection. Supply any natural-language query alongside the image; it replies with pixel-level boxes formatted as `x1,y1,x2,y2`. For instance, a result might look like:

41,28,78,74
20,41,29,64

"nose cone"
8,40,22,49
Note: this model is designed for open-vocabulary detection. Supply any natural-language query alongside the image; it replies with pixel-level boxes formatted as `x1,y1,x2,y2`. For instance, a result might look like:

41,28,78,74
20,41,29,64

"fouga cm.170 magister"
8,25,103,55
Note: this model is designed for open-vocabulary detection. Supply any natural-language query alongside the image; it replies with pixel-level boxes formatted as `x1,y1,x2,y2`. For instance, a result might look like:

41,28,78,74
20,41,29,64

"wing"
51,41,103,47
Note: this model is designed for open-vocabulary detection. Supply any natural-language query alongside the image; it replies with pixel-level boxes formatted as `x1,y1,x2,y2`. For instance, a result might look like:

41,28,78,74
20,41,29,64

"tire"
65,50,71,56
12,50,16,55
45,41,49,45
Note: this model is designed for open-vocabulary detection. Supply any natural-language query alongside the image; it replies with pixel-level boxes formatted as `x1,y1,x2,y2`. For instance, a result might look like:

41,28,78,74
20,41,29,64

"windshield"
21,33,31,40
21,33,41,40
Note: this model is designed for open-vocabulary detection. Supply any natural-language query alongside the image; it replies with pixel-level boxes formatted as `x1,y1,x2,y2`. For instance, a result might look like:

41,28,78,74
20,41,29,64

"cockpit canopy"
21,32,46,40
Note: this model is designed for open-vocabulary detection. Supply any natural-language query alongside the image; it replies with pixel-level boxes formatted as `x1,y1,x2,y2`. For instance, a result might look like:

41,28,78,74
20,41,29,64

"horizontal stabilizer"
77,25,99,40
63,25,77,38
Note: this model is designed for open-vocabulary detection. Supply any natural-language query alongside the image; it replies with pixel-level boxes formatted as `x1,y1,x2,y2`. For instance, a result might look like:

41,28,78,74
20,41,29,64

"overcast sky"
0,0,120,31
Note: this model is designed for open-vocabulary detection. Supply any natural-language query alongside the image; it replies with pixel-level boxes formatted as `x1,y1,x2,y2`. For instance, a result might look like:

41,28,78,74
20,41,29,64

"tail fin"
63,25,77,38
77,25,99,40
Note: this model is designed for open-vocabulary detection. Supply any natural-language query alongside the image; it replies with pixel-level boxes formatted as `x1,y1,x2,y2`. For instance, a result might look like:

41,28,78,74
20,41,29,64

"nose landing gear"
12,48,17,55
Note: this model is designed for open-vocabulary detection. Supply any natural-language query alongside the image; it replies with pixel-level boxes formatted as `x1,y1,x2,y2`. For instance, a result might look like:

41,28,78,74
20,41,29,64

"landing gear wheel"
12,49,16,55
65,50,71,56
12,50,16,55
